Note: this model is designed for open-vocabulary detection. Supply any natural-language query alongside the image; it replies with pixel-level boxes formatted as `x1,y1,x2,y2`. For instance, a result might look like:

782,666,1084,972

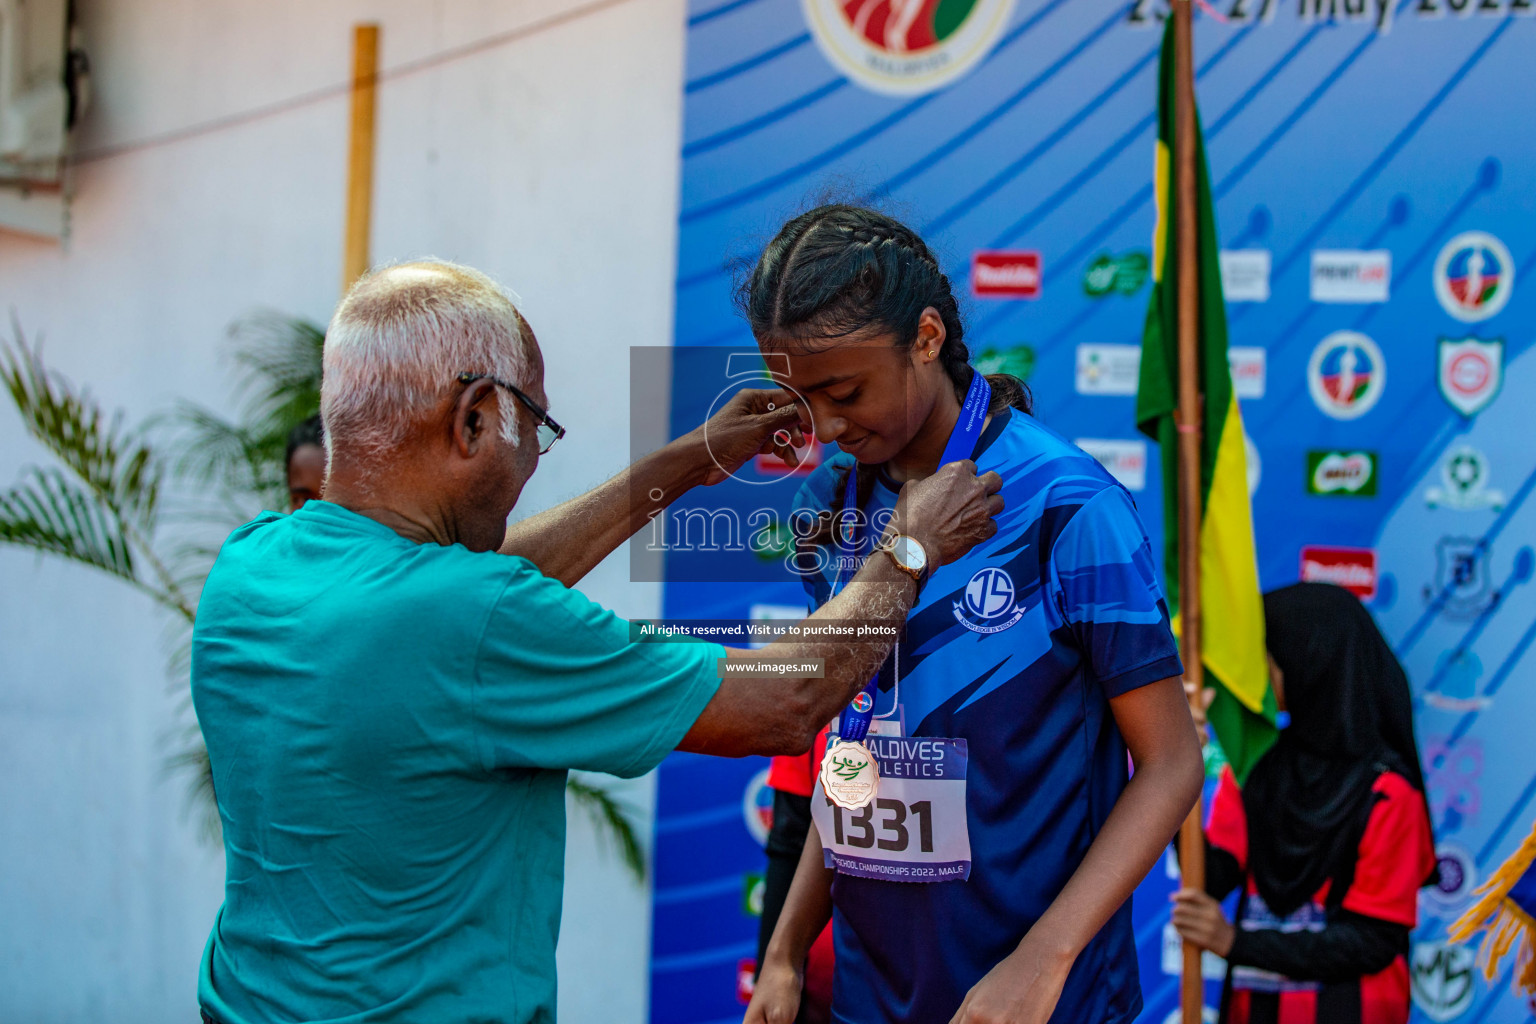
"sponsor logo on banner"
1310,249,1391,302
1425,649,1490,713
971,250,1041,298
1246,432,1262,497
1073,346,1259,397
736,958,757,1004
1160,922,1227,980
1308,331,1385,420
1307,451,1378,496
803,0,1017,96
1425,735,1484,830
1437,337,1503,416
953,567,1025,634
1229,346,1266,399
1075,343,1141,395
973,344,1036,380
1435,231,1513,322
1426,447,1505,511
1132,0,1515,33
1076,438,1148,491
742,873,765,917
748,604,809,649
1160,1010,1219,1024
1430,536,1493,620
1410,942,1476,1022
1424,844,1478,911
1220,249,1271,302
1083,250,1149,297
1300,546,1377,599
742,767,773,846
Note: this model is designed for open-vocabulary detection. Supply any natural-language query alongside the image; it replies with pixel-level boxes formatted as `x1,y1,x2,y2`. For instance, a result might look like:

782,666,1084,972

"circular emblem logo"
742,767,774,846
951,566,1025,634
1434,231,1513,322
1446,350,1490,397
802,0,1017,96
1424,843,1478,910
1447,449,1484,493
964,567,1016,619
1308,331,1385,420
850,690,874,713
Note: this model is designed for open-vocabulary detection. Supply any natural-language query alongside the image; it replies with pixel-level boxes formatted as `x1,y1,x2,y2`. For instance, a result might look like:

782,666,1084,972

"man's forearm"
760,554,915,729
703,554,916,758
500,436,710,586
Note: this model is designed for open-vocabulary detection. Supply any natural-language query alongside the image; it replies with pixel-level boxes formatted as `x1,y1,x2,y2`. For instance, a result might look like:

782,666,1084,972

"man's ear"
452,380,498,458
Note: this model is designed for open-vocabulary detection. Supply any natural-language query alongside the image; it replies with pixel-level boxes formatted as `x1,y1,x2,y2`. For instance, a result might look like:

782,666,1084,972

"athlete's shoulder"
984,411,1124,505
792,449,856,515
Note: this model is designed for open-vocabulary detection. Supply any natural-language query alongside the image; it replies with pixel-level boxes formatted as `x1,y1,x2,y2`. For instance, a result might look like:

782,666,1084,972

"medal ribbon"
833,371,992,742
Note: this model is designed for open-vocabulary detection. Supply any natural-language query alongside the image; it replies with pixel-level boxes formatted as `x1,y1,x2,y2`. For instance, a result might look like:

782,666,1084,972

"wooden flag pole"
342,24,380,293
1173,3,1208,1024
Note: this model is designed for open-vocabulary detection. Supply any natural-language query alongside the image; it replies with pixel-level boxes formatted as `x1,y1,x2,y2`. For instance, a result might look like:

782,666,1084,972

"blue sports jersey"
794,407,1182,1024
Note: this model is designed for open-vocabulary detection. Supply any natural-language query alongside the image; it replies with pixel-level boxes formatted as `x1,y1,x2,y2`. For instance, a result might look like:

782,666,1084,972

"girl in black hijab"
1172,582,1438,1024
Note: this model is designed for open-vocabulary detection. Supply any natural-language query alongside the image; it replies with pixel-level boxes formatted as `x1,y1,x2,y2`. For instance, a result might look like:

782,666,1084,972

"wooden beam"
342,24,380,293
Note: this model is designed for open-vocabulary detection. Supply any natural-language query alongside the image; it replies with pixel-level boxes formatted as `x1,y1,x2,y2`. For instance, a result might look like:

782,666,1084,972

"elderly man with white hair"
190,260,1003,1024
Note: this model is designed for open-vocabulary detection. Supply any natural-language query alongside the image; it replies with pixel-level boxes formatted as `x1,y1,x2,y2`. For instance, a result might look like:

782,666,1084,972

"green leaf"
1,323,163,532
162,313,324,513
0,466,137,580
566,775,647,883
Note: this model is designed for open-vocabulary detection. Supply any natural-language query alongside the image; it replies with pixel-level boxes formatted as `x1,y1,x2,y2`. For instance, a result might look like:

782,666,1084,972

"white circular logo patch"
802,0,1017,96
952,566,1024,634
1433,230,1513,323
1308,331,1386,420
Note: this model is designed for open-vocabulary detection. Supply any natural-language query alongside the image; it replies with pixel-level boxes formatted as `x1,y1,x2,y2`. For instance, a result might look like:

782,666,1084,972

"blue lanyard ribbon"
833,371,992,742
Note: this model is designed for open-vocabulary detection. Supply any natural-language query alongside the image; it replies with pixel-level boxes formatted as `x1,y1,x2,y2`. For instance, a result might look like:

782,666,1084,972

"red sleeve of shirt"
1205,765,1248,870
1342,771,1434,927
766,726,831,797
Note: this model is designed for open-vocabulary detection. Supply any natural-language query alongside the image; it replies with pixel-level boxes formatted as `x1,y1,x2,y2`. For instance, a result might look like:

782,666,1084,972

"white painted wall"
0,1,687,1020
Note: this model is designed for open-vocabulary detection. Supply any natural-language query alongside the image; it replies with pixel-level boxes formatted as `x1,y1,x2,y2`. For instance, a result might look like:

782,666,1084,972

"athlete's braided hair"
737,204,1031,560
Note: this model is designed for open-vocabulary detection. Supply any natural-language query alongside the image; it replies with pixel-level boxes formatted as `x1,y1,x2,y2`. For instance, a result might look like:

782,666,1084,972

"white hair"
321,259,533,469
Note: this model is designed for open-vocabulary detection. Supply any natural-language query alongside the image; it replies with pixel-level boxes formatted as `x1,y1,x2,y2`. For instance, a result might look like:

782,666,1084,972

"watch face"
897,536,927,573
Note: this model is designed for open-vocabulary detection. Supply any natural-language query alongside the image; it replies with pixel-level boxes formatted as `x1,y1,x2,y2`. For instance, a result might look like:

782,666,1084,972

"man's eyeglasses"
457,372,566,455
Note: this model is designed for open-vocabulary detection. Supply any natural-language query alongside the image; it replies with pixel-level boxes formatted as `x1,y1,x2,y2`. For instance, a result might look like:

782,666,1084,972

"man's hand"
742,957,804,1024
691,388,808,487
887,460,1005,567
1171,887,1236,957
948,938,1073,1024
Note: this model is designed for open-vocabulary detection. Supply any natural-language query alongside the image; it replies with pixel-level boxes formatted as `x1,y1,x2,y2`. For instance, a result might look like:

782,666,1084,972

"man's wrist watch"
883,534,930,587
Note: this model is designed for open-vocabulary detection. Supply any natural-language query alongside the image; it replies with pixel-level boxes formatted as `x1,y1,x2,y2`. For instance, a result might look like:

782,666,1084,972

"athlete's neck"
886,384,963,485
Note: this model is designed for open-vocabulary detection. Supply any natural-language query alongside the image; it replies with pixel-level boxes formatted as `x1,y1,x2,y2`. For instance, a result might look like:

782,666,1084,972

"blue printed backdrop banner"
651,3,1536,1022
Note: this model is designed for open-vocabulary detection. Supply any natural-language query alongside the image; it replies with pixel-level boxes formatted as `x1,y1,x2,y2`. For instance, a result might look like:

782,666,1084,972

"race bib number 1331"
812,736,970,883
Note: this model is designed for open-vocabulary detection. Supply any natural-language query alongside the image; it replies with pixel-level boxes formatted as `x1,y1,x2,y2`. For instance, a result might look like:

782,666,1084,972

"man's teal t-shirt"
191,500,722,1024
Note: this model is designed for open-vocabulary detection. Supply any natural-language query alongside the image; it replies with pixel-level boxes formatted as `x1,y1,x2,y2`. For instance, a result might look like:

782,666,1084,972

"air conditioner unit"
1,0,70,176
1,0,83,239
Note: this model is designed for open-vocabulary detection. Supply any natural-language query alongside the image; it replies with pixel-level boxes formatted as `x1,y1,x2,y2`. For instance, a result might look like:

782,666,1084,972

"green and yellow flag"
1136,19,1276,783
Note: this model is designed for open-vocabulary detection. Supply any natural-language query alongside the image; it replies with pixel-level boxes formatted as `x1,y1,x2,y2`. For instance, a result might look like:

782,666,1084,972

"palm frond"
161,314,323,513
164,740,222,844
159,403,266,494
0,465,136,580
2,321,162,532
225,313,325,435
566,775,647,883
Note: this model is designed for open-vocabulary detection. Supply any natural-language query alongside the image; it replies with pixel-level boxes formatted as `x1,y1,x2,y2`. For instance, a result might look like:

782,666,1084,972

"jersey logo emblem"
953,567,1025,634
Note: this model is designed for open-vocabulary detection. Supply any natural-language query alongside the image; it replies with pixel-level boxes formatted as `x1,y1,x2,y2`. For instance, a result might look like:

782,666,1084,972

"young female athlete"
1172,583,1437,1024
742,205,1204,1024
